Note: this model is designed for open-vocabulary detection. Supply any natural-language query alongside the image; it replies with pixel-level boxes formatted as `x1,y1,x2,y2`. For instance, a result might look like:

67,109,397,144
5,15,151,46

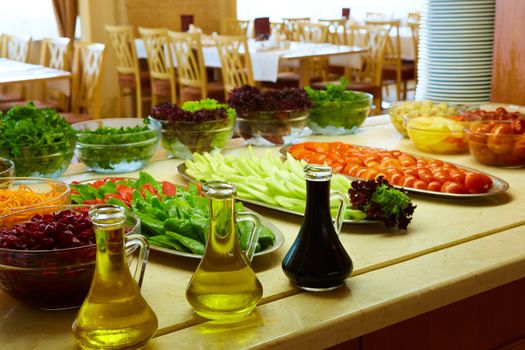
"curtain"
52,0,78,39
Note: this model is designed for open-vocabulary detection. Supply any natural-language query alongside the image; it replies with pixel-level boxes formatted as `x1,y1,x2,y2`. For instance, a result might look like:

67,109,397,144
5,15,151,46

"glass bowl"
236,109,309,146
0,177,71,225
73,118,161,174
0,204,140,310
1,141,75,178
0,158,14,177
465,120,525,167
406,116,468,154
388,101,459,138
152,117,234,160
308,92,372,135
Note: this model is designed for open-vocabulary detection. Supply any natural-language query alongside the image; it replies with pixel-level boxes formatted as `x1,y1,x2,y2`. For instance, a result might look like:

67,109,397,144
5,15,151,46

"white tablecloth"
135,39,365,83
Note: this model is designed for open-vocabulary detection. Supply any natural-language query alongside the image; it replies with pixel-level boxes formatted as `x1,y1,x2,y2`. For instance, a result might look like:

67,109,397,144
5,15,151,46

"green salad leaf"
305,78,372,132
0,102,76,176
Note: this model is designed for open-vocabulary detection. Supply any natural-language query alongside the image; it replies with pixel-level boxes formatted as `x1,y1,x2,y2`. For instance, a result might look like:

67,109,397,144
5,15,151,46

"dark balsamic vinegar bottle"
282,164,353,291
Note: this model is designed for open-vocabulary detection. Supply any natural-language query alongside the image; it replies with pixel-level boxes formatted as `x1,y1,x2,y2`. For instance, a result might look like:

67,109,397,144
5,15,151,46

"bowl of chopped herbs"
305,78,372,135
73,118,161,173
149,99,235,160
228,85,311,146
0,103,76,178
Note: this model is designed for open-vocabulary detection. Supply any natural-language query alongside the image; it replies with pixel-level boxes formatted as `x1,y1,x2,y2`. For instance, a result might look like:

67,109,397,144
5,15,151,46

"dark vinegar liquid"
282,179,353,291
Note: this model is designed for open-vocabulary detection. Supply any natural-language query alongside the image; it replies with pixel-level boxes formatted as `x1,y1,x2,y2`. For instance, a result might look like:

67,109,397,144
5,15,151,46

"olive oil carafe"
282,164,353,291
72,205,158,350
186,181,263,320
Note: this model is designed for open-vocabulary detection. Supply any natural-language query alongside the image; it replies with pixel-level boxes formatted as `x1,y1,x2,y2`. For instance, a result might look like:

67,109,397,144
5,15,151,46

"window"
237,0,423,21
0,1,58,39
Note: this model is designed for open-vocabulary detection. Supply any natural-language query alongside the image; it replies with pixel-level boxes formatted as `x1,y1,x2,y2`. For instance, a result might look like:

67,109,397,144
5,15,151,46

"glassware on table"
72,205,158,350
186,181,263,320
282,164,353,291
0,157,14,177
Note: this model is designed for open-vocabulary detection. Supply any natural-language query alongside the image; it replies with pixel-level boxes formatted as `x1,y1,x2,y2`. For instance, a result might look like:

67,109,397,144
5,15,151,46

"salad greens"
348,177,416,230
184,148,368,220
71,172,276,255
75,118,160,172
305,78,372,134
150,99,235,159
0,102,76,177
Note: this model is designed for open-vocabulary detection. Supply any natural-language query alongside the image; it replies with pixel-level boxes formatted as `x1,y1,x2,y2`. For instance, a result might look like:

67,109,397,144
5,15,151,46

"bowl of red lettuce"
149,99,235,159
228,85,311,146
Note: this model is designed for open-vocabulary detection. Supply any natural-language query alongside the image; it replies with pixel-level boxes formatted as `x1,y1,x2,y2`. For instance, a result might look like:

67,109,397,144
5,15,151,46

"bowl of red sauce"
0,204,139,310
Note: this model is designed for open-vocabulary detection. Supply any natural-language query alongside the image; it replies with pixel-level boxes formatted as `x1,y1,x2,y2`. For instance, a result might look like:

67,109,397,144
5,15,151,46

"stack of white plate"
415,0,495,103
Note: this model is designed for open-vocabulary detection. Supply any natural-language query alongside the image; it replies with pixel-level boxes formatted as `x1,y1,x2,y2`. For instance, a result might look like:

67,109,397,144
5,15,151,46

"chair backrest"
71,42,105,118
408,20,420,76
222,18,250,36
408,12,421,22
105,25,139,76
360,26,389,85
0,34,32,62
318,19,347,44
168,31,207,95
298,23,328,43
213,35,254,99
345,23,363,47
40,37,71,70
270,22,284,37
282,17,310,41
138,27,174,81
366,12,390,21
365,19,401,67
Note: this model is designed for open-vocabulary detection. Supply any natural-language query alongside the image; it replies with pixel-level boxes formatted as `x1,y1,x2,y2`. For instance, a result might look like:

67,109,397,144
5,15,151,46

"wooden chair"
222,18,250,36
39,37,71,111
298,23,329,82
213,35,254,100
319,19,347,45
168,31,224,103
408,20,420,86
0,34,32,102
0,34,32,62
61,42,105,124
106,25,151,117
311,26,389,114
270,22,284,37
282,18,310,41
366,19,414,101
0,37,71,111
408,12,421,22
139,27,177,107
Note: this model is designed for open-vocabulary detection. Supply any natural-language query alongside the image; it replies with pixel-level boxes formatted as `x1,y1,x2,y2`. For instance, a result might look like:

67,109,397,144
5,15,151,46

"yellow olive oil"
186,181,263,320
72,205,158,349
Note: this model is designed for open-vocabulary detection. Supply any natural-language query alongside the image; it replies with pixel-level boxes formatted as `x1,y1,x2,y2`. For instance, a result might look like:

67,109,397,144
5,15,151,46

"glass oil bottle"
186,181,263,320
72,205,158,349
282,164,353,291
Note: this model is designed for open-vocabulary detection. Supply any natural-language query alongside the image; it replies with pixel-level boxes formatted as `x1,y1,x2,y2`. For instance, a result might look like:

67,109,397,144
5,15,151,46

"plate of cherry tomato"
283,142,509,198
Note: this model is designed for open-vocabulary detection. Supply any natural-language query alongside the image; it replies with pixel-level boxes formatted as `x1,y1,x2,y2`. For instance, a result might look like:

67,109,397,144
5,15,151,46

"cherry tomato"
464,172,492,194
413,179,429,190
404,168,418,177
304,142,329,153
345,156,364,166
116,184,134,203
487,123,515,155
402,175,417,187
345,164,364,177
448,169,466,185
389,173,403,185
416,167,434,183
399,154,417,167
441,181,468,194
332,163,344,173
511,118,525,134
432,169,450,183
309,153,328,164
427,181,443,192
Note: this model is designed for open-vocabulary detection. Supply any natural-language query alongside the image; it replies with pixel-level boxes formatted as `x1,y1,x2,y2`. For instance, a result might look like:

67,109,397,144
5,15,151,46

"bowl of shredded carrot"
0,177,71,226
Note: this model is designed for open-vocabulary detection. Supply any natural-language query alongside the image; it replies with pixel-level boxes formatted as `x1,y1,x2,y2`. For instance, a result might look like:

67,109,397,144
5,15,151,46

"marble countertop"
1,116,524,349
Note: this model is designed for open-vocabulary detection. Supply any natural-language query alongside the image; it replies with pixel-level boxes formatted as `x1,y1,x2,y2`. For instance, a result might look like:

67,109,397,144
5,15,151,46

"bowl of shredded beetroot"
0,205,139,310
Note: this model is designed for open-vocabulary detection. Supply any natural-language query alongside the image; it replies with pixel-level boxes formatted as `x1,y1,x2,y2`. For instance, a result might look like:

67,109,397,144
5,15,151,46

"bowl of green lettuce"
149,99,235,160
73,117,161,174
306,80,372,135
0,103,76,178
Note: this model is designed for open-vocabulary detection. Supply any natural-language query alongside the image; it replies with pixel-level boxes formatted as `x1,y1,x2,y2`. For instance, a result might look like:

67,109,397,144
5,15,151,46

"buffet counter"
1,115,524,349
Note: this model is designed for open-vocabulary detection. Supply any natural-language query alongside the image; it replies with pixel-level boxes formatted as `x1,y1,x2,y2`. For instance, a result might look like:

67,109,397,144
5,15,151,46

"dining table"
134,38,368,87
1,114,525,349
0,58,71,86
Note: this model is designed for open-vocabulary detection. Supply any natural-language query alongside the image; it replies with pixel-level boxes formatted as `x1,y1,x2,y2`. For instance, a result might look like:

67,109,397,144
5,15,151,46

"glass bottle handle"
330,190,348,235
236,211,262,262
125,234,150,288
